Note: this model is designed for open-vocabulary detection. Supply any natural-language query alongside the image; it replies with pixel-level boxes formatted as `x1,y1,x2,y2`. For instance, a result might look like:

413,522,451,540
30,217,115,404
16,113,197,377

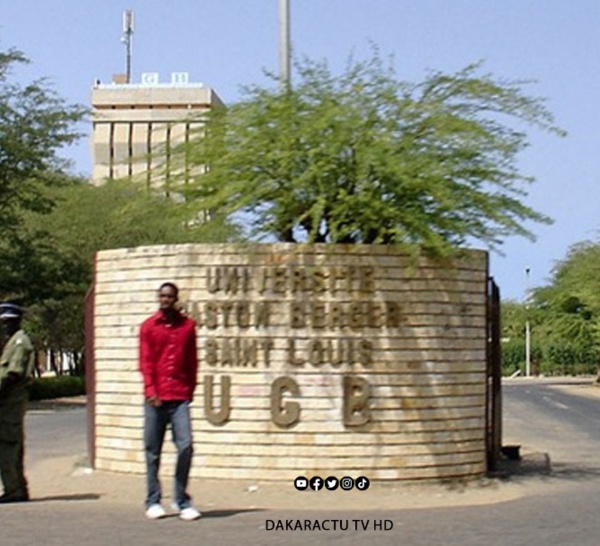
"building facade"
90,73,223,188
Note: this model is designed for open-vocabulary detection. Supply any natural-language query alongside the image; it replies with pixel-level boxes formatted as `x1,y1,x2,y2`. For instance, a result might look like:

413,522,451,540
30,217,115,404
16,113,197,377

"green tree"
537,241,600,316
11,179,241,373
0,47,85,238
0,44,86,371
0,44,241,375
501,299,545,375
179,53,563,253
530,242,600,375
501,300,528,340
24,179,240,267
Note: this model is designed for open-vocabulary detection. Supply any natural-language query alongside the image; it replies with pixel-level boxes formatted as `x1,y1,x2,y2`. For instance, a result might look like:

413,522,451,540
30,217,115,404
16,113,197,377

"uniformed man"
0,302,35,503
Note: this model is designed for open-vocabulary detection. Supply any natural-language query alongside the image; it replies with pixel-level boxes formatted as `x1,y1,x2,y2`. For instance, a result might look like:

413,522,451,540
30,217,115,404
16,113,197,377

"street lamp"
279,0,291,88
525,267,531,377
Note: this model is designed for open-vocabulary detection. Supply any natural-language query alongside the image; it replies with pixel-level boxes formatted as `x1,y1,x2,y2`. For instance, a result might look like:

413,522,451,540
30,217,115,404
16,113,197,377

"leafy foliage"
501,240,600,376
501,337,543,376
0,45,86,371
0,44,242,374
8,180,241,368
28,375,85,401
180,53,562,254
0,47,85,238
21,179,241,267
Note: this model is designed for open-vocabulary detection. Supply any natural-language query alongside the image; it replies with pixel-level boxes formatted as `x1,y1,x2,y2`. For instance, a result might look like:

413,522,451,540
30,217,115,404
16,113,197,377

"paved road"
26,403,87,461
6,379,600,546
503,378,600,473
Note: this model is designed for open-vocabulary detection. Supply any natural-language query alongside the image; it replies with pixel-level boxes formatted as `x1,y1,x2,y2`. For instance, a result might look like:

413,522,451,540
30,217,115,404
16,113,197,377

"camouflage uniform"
0,329,35,499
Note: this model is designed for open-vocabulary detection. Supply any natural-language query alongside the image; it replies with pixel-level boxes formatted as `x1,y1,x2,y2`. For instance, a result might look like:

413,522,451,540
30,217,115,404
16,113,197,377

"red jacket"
139,311,198,401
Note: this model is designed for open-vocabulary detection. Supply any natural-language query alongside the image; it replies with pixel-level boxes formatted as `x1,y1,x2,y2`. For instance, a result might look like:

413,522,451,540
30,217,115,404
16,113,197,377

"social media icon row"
294,476,370,491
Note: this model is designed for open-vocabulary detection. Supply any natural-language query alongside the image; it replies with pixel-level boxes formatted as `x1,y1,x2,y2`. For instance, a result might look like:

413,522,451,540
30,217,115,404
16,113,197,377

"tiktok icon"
355,476,370,491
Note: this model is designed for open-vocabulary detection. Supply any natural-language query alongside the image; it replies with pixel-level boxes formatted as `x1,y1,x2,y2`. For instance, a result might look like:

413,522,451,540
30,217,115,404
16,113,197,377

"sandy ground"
27,378,600,510
29,452,536,512
25,377,600,512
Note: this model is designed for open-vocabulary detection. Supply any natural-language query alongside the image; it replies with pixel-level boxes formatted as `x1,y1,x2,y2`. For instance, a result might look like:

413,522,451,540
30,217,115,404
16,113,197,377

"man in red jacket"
139,282,200,521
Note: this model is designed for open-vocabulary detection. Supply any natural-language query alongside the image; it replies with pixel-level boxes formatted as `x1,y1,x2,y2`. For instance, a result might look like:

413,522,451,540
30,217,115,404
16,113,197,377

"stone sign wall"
93,243,489,481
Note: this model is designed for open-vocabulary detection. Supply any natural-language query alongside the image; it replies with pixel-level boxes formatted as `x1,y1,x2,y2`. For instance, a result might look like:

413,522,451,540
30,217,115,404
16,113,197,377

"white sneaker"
145,504,167,520
179,506,202,521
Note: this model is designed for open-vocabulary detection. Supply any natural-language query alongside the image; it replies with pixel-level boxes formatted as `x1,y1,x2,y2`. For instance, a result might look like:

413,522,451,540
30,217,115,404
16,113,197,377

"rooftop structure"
90,72,223,188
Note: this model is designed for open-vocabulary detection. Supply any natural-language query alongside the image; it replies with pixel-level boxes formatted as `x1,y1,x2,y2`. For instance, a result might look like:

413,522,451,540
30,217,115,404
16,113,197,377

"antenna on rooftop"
121,10,134,83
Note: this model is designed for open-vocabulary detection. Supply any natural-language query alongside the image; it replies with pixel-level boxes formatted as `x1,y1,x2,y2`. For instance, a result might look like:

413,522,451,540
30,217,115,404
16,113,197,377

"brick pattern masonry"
93,243,489,482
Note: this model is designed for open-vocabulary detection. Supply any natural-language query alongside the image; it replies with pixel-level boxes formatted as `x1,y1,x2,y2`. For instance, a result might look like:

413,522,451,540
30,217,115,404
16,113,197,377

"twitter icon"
325,476,339,490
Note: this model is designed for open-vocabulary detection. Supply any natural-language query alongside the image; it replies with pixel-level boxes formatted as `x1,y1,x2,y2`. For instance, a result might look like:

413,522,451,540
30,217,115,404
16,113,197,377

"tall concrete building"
90,72,223,188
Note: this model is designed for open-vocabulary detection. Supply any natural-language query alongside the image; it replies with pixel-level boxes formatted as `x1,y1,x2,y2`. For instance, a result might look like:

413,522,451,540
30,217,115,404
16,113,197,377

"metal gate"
486,277,502,472
84,281,96,469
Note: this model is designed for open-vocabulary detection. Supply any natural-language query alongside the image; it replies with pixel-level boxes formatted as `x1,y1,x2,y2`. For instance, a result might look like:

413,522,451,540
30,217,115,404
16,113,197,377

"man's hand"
0,371,21,400
147,395,162,407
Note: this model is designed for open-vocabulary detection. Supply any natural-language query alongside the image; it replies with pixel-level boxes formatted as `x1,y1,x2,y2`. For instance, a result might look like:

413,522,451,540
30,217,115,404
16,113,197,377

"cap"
0,302,24,320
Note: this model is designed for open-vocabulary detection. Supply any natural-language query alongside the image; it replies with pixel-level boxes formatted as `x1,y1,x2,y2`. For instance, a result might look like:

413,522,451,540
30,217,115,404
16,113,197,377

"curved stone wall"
93,243,489,481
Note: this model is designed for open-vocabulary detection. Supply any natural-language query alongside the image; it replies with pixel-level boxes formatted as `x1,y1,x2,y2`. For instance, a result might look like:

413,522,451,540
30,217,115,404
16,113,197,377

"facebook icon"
309,476,324,491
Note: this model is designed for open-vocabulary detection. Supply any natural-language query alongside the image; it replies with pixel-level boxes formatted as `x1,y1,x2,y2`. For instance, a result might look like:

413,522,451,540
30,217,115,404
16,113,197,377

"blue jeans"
144,400,193,509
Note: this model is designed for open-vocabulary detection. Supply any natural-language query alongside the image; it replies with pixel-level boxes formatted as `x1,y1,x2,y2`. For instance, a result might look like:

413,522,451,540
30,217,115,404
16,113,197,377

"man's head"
0,302,23,337
158,282,179,312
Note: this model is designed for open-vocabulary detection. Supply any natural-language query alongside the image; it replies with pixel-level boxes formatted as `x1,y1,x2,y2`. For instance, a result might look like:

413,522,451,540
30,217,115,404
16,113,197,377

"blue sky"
2,0,599,301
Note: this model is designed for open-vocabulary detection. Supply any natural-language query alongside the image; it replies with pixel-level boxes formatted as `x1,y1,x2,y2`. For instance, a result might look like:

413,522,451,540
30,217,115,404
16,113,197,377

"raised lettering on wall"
343,375,371,426
270,376,301,428
204,374,232,426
